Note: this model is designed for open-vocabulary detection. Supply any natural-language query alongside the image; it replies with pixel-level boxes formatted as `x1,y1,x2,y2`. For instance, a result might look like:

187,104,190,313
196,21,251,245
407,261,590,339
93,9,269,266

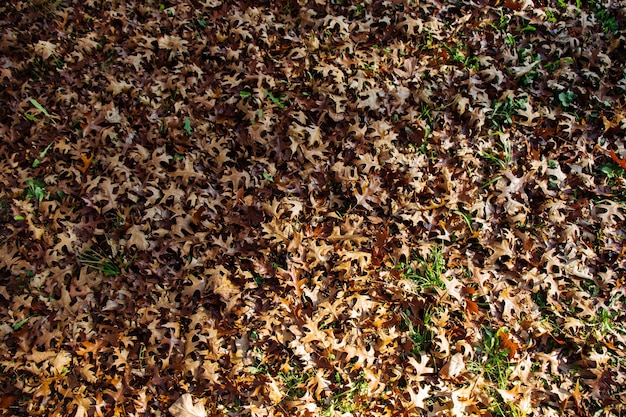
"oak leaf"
497,328,519,359
440,353,465,379
126,224,150,251
168,394,206,417
34,40,56,60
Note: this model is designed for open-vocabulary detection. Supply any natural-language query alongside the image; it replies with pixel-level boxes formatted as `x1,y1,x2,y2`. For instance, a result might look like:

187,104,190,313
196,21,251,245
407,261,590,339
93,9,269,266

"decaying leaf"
1,1,625,416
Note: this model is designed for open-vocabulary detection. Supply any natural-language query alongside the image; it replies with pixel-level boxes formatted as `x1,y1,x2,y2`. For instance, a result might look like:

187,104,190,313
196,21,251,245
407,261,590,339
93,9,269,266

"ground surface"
1,0,626,416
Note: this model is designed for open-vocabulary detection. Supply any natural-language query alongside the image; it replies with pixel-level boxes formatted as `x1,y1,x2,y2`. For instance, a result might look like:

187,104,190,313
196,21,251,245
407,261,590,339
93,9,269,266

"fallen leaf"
440,353,465,379
610,150,626,170
78,154,93,173
168,394,206,417
498,329,519,359
465,298,479,315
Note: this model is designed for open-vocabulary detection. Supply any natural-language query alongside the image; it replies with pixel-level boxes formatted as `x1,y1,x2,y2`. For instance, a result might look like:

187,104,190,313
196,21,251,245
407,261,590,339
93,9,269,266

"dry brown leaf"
80,363,98,384
126,224,150,251
1,1,625,416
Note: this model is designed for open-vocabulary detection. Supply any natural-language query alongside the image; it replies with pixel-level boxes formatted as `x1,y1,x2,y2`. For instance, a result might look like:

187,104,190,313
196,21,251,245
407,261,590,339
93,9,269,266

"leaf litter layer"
0,0,625,416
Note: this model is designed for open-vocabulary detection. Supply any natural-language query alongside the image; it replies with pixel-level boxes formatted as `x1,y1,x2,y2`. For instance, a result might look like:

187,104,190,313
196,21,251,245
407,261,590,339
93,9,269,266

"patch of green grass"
531,290,562,337
30,0,66,16
248,361,269,376
360,62,376,72
24,179,48,204
266,90,288,109
417,102,434,125
13,316,33,331
489,9,511,32
599,162,625,181
594,7,619,34
322,372,368,416
481,133,513,184
446,44,479,70
597,308,617,334
590,306,622,336
78,247,123,276
489,389,528,417
225,396,244,414
468,327,513,388
544,57,574,72
408,245,446,291
544,9,559,23
100,48,117,72
353,3,366,18
196,17,207,28
278,367,313,400
27,58,49,81
401,307,436,354
105,210,126,230
517,51,541,86
453,207,476,233
14,270,35,289
489,96,527,130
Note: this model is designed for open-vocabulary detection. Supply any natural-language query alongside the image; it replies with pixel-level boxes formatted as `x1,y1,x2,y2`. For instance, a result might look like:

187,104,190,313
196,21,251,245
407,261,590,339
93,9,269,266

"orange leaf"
465,298,479,315
174,144,188,154
503,0,524,11
0,395,17,409
462,286,476,296
497,329,519,359
610,150,626,170
571,379,583,413
78,154,93,173
76,340,102,356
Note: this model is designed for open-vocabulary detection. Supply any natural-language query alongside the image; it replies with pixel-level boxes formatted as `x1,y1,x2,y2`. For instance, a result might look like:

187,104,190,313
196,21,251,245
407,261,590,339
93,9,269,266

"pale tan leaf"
440,353,465,379
126,224,150,251
34,40,56,60
168,394,206,417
